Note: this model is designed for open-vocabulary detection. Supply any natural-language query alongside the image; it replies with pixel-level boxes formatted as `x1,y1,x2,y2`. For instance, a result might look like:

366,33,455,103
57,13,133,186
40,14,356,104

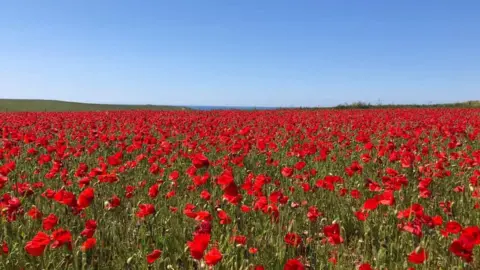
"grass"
0,99,189,112
2,99,479,112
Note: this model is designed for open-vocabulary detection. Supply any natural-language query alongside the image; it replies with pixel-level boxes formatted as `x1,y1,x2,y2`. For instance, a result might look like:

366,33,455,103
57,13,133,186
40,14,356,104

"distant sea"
187,105,278,111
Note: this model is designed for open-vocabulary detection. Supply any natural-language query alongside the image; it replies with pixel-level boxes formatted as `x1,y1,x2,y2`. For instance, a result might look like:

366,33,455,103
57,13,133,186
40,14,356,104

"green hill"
0,99,189,112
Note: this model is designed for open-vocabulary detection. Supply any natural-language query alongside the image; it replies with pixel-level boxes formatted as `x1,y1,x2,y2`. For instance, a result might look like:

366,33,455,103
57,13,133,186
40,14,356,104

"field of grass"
1,99,479,112
1,108,480,269
0,99,188,112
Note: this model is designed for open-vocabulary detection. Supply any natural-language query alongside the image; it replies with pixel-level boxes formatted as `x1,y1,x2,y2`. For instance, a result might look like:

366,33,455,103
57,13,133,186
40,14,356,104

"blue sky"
0,1,479,107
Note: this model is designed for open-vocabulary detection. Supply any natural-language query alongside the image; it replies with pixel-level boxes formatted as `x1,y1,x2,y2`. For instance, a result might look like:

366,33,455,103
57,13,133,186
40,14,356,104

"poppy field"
1,108,480,270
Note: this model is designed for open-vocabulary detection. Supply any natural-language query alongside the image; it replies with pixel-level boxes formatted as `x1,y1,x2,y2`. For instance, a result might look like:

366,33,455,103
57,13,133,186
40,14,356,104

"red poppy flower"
204,247,223,266
1,241,8,255
284,258,305,270
42,214,58,231
328,255,337,264
28,206,43,220
323,223,344,245
192,153,209,168
106,195,121,210
442,221,462,236
294,161,306,170
241,205,251,213
351,189,362,199
223,182,242,205
358,263,373,270
449,239,473,262
184,204,197,219
408,248,427,264
307,206,321,222
25,231,51,256
148,184,160,198
200,190,211,200
377,190,395,206
284,233,302,247
165,190,176,199
187,233,210,260
217,209,232,224
77,187,94,209
231,235,247,246
194,220,212,235
460,226,480,246
281,167,294,177
432,215,443,226
81,238,96,252
107,151,123,166
363,198,379,211
217,170,234,186
51,228,72,249
81,219,97,238
146,249,162,264
355,210,368,221
169,171,179,181
195,211,212,222
53,190,77,207
136,204,155,218
0,175,7,190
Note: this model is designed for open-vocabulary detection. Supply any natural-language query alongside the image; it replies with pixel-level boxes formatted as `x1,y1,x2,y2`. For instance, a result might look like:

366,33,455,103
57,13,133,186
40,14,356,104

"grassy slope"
0,99,189,112
1,99,478,112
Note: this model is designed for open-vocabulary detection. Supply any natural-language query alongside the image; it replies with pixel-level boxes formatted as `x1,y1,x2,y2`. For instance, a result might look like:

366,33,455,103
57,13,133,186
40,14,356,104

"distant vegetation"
0,99,189,112
334,100,480,109
0,99,479,112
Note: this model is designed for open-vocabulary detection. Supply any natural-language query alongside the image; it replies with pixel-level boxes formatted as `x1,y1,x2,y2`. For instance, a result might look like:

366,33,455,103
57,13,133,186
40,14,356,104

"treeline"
276,100,480,110
334,100,480,109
